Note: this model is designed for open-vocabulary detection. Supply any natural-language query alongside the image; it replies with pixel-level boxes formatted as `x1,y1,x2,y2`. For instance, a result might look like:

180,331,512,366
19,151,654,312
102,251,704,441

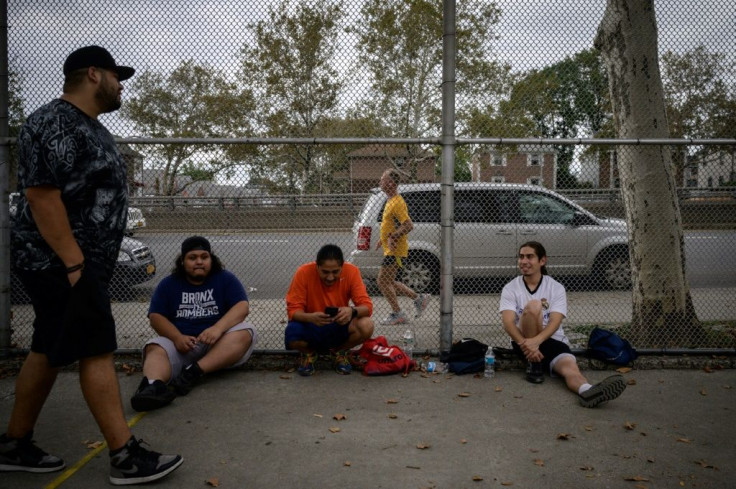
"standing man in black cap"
0,46,183,485
130,236,257,411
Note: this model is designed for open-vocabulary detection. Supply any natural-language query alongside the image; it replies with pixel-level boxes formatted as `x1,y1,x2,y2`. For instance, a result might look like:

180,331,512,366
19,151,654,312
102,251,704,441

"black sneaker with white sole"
525,362,545,384
130,377,177,412
109,437,183,485
0,432,65,473
579,374,627,408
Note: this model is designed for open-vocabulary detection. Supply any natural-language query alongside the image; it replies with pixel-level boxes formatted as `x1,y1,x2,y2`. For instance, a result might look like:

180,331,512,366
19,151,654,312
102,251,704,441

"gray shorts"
144,321,257,379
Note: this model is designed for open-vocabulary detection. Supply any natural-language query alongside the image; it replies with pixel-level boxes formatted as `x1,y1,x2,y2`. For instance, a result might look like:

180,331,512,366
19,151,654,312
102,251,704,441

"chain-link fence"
3,0,735,355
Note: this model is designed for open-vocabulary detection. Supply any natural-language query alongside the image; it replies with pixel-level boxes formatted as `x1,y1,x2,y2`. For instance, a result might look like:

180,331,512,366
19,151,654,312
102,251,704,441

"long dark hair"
172,252,224,279
519,241,548,275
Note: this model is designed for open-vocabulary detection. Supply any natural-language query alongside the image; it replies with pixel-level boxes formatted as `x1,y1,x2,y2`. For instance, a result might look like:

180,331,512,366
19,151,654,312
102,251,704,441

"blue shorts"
284,320,350,353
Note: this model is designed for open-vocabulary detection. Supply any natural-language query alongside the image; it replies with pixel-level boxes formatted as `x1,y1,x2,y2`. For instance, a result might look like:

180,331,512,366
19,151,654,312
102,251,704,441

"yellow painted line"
44,412,147,489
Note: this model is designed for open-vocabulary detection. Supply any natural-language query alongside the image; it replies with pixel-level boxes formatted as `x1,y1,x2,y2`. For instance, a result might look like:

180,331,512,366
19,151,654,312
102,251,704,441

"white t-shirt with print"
499,275,570,345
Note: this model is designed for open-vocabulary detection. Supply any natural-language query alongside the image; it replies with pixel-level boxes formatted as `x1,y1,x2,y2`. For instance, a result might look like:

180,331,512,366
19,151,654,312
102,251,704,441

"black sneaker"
109,437,183,485
0,432,65,473
525,362,545,384
130,377,176,412
579,374,627,408
170,363,204,396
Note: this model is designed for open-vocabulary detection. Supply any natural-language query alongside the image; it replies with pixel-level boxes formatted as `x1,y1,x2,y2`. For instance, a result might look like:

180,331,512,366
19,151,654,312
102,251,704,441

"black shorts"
512,337,573,373
381,255,405,267
19,262,117,367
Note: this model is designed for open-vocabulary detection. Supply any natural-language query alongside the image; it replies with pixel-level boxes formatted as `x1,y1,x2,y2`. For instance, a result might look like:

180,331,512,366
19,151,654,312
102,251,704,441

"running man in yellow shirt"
375,169,430,325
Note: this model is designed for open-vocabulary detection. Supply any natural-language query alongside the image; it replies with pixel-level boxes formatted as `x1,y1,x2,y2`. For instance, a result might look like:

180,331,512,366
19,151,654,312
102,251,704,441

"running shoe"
0,432,65,473
379,311,409,325
414,294,430,319
109,437,183,485
579,374,627,408
298,352,317,376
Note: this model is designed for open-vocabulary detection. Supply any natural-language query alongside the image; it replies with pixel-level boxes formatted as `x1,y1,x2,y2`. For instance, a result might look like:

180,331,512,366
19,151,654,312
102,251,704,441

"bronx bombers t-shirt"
499,275,570,345
149,270,248,336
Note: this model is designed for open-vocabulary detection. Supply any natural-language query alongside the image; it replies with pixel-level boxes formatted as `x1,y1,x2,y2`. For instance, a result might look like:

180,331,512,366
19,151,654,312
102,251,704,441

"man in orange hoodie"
285,244,374,376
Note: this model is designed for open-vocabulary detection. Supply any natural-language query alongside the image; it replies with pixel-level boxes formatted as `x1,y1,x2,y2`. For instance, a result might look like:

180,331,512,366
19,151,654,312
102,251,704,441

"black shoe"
109,437,183,485
131,377,176,412
525,362,545,384
0,432,65,473
579,374,627,408
170,363,204,396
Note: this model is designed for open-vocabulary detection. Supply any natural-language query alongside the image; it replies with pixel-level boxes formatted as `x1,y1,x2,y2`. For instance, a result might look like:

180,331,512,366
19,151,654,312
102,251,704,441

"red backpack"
358,336,415,376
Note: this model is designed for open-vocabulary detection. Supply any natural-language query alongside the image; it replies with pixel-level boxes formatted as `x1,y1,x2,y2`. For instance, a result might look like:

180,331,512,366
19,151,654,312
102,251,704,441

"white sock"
578,383,593,394
147,378,156,385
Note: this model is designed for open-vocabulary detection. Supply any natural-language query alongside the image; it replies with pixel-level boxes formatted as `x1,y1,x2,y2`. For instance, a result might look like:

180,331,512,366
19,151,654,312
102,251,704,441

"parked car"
125,206,147,236
348,182,631,293
10,236,156,303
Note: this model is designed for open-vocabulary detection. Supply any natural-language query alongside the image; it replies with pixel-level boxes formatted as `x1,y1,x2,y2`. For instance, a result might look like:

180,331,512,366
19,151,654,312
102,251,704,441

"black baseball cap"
181,236,211,256
63,45,135,81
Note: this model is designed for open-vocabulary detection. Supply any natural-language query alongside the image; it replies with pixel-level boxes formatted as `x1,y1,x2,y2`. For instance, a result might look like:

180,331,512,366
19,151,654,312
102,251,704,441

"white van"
348,182,631,292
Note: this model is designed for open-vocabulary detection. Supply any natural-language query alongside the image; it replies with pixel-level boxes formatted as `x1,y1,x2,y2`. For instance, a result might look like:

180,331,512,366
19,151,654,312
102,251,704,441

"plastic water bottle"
426,361,447,373
484,349,495,378
402,328,415,360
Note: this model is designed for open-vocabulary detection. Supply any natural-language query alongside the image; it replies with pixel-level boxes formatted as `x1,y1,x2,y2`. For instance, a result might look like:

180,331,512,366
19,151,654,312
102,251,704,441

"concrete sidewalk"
1,364,734,488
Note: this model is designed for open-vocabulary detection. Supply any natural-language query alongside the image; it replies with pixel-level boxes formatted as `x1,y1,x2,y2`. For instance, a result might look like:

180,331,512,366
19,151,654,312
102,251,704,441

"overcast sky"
8,0,734,135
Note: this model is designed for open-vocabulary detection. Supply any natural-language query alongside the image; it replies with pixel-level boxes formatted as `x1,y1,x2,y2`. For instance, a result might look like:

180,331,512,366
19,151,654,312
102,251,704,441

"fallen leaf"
458,392,471,397
694,459,717,469
534,459,545,467
676,437,691,443
386,399,399,404
286,367,296,373
624,421,637,430
635,484,647,489
333,414,347,420
556,433,572,440
85,441,104,449
472,475,483,481
616,367,632,373
579,466,594,471
501,482,514,486
313,414,323,418
344,461,351,467
513,394,523,399
388,413,398,419
700,388,707,396
584,426,594,432
205,478,220,487
406,465,421,470
647,458,655,463
494,386,503,392
121,363,136,375
627,379,637,385
416,443,430,449
624,476,649,482
722,385,732,389
703,366,713,373
329,427,341,433
460,439,468,444
529,448,539,453
279,375,291,380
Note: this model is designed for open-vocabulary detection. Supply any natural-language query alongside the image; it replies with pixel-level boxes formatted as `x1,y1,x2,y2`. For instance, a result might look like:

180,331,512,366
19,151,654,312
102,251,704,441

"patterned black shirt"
12,99,129,276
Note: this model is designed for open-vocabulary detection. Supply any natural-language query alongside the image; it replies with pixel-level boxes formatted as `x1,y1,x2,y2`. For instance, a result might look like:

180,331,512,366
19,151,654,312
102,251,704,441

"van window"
518,192,575,225
455,190,515,223
403,191,440,223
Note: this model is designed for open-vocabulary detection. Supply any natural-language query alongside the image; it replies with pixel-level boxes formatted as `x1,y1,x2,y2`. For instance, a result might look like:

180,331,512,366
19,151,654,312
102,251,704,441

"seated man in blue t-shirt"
131,236,257,411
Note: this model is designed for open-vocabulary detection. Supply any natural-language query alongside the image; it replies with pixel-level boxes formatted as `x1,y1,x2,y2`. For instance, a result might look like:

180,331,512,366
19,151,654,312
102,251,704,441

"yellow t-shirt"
380,194,410,258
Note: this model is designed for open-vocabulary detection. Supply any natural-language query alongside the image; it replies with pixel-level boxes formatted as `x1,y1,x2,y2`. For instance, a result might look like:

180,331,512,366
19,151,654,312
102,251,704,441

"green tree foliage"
121,60,252,196
238,0,345,193
662,45,736,178
474,49,613,188
352,0,511,180
7,63,27,191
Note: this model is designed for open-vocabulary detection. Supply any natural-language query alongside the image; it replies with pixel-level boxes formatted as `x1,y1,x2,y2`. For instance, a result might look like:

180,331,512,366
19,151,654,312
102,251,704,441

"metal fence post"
0,0,11,354
439,0,456,354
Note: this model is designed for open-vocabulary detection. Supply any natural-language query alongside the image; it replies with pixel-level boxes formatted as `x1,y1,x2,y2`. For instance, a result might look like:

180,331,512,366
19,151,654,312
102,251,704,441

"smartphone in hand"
325,307,339,317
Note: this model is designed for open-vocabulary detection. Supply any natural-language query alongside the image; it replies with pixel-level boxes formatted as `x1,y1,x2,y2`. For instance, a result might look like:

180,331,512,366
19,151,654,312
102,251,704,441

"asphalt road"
131,230,736,300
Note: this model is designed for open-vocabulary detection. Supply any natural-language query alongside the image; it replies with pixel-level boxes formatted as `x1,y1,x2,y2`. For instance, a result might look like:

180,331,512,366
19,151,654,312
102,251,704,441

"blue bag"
587,327,638,365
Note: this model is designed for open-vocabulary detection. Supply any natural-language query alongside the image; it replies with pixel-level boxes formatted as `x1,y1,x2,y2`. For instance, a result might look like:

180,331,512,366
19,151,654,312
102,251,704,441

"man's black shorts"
18,261,117,367
512,337,573,373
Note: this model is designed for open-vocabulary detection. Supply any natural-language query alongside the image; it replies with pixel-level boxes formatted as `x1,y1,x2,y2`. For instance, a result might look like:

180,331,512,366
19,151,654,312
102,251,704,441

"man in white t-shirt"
499,241,626,408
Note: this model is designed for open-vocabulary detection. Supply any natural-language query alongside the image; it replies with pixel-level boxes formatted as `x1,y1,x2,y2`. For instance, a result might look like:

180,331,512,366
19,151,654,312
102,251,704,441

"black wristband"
351,307,358,319
66,262,85,274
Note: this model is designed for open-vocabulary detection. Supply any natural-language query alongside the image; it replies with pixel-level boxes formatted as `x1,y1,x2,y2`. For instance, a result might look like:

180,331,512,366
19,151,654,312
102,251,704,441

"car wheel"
399,252,439,294
596,249,631,290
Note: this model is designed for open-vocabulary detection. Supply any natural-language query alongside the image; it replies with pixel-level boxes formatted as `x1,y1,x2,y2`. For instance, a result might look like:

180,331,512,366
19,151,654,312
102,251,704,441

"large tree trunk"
595,0,703,347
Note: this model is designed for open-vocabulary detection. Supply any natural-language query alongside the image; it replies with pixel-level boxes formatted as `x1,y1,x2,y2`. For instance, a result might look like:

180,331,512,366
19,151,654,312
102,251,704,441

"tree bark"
595,0,702,347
